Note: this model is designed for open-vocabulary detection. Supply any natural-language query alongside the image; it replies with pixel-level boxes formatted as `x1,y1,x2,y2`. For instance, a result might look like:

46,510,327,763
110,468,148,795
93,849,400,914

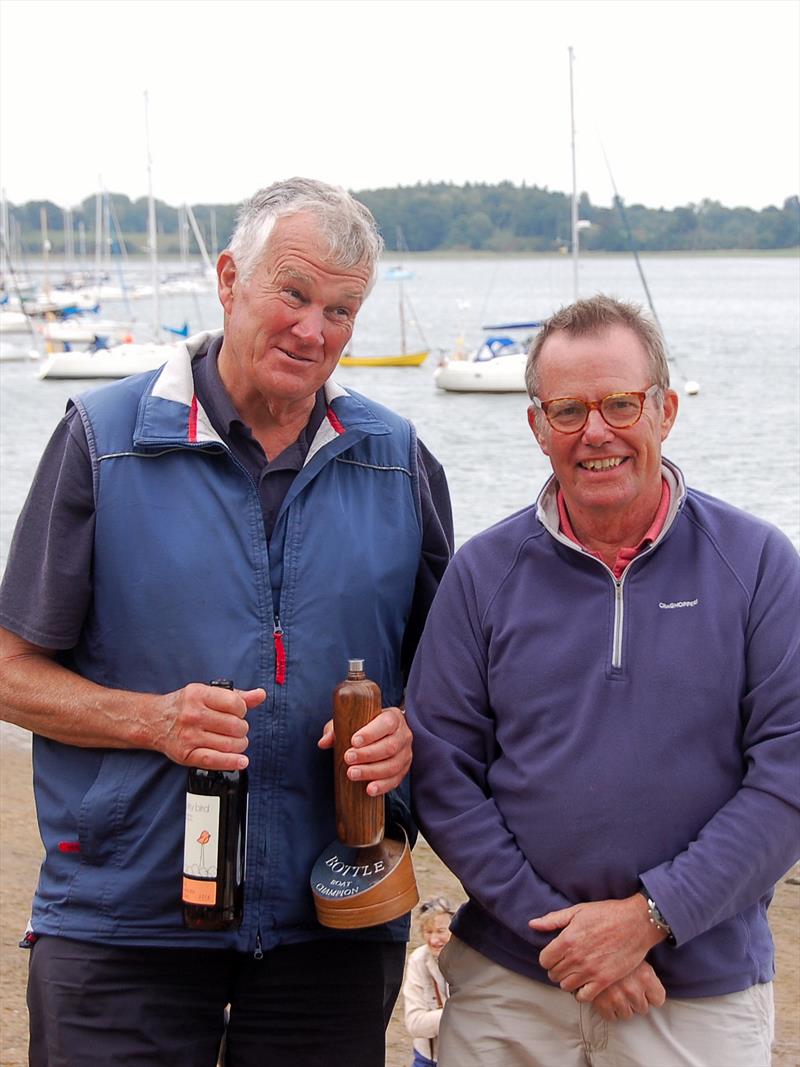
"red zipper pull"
273,618,286,685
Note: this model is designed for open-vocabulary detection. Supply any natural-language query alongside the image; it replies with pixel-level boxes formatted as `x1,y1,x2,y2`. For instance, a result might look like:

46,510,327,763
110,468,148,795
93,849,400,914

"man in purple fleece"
405,295,799,1067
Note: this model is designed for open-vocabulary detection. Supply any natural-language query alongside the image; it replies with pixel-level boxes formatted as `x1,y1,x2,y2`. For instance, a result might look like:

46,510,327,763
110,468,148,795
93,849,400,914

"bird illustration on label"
197,829,212,872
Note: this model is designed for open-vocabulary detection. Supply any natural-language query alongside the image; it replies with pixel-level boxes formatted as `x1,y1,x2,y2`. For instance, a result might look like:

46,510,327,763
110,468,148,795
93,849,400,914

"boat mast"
40,207,51,301
569,46,579,301
0,188,8,284
63,207,74,264
103,189,112,278
144,90,160,340
210,208,218,259
93,184,103,303
178,204,189,274
184,202,215,276
396,225,407,354
398,279,407,355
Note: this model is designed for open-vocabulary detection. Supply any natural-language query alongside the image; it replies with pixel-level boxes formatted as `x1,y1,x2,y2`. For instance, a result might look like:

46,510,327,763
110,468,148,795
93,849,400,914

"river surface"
1,253,798,564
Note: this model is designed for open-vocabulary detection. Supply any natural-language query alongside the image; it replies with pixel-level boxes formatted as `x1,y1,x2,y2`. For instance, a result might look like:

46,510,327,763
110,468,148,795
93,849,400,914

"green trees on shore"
6,183,799,255
358,183,799,252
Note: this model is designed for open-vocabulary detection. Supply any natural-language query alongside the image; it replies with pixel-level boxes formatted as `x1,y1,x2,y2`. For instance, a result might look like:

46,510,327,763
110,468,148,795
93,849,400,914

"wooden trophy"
312,659,418,928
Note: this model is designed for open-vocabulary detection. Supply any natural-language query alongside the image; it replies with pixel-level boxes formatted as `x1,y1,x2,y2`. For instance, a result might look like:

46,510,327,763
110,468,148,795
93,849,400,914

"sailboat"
340,276,428,366
434,47,587,394
341,227,428,367
433,322,540,392
38,93,184,383
339,350,428,367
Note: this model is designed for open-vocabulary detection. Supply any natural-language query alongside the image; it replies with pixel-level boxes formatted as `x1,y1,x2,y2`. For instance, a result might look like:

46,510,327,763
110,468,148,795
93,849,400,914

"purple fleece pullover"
406,462,800,997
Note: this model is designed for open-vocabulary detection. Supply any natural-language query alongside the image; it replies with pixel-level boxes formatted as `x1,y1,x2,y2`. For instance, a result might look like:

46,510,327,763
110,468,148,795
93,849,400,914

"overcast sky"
1,0,798,212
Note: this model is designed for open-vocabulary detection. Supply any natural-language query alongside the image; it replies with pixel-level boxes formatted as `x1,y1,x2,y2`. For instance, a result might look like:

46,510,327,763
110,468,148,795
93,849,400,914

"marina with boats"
2,252,797,555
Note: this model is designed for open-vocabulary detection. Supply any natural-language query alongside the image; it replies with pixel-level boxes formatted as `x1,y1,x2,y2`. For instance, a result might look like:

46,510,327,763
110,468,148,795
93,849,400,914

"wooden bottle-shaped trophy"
312,659,418,928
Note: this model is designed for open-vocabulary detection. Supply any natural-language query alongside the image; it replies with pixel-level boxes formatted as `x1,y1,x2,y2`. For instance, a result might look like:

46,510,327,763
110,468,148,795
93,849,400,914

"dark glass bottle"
182,679,248,930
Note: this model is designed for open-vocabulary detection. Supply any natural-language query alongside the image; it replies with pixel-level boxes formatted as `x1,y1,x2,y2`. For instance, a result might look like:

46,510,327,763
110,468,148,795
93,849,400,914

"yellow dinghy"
344,238,429,368
339,350,428,367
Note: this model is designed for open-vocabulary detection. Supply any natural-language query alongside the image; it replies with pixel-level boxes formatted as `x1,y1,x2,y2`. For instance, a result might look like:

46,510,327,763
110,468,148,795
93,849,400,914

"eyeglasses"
531,384,661,434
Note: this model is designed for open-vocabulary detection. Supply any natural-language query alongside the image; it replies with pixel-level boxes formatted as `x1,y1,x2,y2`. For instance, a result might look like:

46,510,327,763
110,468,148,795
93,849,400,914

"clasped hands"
529,896,668,1021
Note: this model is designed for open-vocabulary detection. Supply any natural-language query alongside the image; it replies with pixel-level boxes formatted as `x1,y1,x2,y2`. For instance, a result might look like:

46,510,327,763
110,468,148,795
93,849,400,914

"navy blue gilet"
31,340,422,951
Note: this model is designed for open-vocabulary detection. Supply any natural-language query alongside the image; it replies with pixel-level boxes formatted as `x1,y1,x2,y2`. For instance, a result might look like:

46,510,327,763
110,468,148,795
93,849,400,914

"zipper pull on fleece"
273,616,286,686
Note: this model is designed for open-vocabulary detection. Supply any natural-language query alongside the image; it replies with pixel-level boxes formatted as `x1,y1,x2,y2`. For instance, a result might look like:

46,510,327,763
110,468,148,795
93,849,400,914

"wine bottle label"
182,793,220,905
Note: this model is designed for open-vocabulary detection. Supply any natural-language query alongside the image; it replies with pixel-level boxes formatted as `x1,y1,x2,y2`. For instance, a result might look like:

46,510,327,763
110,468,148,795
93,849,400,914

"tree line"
5,182,799,256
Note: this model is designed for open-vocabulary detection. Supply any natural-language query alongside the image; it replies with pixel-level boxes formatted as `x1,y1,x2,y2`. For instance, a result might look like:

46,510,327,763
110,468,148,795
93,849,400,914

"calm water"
1,254,798,569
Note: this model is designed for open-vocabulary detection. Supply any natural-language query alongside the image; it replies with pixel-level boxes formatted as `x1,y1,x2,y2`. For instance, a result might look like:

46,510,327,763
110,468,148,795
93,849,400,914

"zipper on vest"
273,616,286,685
253,930,264,960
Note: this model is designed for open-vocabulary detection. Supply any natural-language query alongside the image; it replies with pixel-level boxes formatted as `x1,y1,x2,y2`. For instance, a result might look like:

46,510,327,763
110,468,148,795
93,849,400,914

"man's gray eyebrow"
277,267,364,304
278,267,312,284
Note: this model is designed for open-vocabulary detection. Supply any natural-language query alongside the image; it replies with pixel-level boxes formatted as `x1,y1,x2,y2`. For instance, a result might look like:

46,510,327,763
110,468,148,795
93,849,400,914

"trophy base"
311,827,418,929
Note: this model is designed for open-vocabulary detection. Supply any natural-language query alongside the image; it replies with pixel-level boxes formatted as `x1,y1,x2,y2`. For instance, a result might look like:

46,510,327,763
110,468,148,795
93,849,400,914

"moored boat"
37,341,177,381
433,323,540,393
346,251,428,368
37,317,134,347
340,350,428,367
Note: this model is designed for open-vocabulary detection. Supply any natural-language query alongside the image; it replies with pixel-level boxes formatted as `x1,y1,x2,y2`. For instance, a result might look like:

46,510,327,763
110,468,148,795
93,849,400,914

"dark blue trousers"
28,935,405,1066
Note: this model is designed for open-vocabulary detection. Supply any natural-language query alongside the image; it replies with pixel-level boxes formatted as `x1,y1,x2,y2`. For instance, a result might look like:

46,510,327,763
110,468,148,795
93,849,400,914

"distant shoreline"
380,247,800,260
15,247,800,268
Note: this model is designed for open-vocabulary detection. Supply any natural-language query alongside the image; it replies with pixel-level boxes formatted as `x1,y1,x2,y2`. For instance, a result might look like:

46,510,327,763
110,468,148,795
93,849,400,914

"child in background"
402,897,455,1067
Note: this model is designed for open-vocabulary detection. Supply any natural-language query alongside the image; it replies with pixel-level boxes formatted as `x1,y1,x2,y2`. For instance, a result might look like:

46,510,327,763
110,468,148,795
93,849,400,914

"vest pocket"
74,751,187,923
78,752,182,866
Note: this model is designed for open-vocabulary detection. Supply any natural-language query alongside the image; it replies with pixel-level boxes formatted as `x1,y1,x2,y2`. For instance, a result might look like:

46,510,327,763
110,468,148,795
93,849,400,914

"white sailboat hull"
0,311,30,334
38,342,176,381
434,351,528,393
38,319,133,346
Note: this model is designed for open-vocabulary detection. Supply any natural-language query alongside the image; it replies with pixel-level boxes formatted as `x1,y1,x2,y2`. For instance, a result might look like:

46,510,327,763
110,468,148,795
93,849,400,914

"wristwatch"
639,887,676,945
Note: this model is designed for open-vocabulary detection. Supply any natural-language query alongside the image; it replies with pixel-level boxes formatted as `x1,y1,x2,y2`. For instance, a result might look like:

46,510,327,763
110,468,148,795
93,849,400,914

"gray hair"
227,177,384,292
417,896,455,927
525,294,671,402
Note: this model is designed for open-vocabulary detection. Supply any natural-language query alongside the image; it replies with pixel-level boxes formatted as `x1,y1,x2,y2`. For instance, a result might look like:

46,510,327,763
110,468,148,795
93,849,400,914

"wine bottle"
333,659,384,848
182,679,248,930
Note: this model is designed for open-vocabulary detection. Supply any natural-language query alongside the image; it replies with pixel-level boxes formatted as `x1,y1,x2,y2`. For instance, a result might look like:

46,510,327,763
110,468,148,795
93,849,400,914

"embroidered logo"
659,599,699,609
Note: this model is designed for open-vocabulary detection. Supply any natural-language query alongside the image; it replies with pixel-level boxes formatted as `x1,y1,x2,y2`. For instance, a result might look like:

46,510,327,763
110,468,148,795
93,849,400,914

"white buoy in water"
684,380,700,396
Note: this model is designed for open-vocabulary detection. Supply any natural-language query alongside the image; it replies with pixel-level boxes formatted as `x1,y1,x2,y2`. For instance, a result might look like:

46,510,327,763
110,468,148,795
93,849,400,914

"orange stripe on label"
182,876,217,905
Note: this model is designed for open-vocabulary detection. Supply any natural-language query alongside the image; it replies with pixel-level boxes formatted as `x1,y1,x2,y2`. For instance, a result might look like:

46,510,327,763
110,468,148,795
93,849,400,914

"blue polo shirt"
193,335,328,539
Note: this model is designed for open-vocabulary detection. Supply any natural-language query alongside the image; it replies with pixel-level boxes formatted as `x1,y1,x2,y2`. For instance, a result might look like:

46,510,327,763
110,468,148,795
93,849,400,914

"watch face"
640,887,671,936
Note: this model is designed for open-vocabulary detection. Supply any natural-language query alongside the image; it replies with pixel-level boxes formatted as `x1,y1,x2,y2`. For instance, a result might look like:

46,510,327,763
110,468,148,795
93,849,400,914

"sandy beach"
1,724,797,1067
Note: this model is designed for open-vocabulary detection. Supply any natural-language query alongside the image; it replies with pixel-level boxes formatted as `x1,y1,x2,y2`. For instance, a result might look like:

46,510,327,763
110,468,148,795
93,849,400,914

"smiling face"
422,912,452,958
528,324,678,537
216,212,371,420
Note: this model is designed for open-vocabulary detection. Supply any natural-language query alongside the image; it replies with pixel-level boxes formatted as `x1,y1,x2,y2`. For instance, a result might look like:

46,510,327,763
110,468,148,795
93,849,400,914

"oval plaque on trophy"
312,826,418,929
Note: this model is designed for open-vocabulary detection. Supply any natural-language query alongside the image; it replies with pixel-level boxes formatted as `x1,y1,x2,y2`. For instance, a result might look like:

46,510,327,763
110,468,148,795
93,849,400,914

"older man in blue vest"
0,178,453,1067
